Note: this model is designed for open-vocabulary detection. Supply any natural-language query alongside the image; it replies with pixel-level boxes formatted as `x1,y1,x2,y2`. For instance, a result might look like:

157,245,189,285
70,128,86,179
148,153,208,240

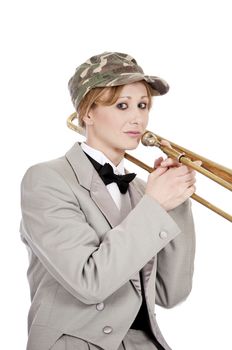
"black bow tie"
85,153,136,194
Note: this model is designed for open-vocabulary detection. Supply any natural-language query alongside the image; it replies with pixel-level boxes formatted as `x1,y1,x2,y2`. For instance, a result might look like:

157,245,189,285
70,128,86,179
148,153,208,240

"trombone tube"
124,152,232,222
155,134,232,183
142,131,232,191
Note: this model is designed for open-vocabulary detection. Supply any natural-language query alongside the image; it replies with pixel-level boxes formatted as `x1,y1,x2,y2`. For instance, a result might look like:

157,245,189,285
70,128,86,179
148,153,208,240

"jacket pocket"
52,334,98,350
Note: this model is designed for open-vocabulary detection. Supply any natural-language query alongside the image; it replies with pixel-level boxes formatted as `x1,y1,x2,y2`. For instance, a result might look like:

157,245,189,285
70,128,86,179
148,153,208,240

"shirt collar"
81,142,125,175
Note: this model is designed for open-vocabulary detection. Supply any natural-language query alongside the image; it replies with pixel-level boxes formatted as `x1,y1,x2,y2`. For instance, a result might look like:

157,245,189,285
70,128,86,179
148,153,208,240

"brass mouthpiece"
141,131,161,147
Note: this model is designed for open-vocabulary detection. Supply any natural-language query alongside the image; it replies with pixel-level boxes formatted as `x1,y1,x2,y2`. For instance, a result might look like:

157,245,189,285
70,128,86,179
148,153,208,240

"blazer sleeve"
155,199,196,308
20,163,182,305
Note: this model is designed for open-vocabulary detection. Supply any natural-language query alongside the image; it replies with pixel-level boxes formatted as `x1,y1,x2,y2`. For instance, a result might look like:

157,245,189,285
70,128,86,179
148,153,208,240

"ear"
83,113,94,126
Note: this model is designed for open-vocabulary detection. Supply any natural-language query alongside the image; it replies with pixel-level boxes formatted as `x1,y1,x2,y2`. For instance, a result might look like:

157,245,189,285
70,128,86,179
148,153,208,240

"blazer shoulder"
21,155,78,192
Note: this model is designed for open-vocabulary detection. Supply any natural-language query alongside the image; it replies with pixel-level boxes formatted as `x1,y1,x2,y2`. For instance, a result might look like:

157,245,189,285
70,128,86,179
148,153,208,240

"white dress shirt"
81,143,125,210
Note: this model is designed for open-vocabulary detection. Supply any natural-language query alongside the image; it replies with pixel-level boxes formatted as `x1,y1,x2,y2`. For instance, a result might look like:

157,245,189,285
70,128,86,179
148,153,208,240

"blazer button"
96,302,105,311
159,231,168,239
103,326,113,334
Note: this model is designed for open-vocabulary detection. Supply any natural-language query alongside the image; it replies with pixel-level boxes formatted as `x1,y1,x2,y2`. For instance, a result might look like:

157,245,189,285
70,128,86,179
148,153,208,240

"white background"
1,0,231,349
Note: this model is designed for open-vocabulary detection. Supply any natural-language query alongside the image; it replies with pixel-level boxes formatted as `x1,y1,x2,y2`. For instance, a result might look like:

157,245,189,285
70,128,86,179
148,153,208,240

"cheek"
144,113,149,126
100,113,122,130
94,115,119,137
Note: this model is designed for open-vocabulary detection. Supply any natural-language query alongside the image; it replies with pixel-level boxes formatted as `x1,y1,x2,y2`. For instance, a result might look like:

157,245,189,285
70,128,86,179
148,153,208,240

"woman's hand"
153,140,181,169
146,140,201,211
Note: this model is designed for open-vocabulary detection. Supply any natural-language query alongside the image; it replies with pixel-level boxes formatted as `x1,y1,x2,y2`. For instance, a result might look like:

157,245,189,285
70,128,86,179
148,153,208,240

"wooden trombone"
67,112,232,222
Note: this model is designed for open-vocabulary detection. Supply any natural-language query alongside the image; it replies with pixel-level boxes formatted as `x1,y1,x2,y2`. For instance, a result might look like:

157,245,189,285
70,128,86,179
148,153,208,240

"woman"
20,52,196,350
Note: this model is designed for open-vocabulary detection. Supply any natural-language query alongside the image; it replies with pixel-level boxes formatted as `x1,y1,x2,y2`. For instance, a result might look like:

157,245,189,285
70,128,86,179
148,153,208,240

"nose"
129,107,144,125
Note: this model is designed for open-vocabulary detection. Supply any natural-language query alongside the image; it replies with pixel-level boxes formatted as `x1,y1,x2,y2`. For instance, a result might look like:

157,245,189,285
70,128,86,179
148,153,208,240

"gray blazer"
20,142,195,350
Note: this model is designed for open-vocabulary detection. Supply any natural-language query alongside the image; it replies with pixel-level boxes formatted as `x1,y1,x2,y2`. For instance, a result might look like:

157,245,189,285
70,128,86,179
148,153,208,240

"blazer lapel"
128,178,144,209
65,142,122,227
90,171,122,227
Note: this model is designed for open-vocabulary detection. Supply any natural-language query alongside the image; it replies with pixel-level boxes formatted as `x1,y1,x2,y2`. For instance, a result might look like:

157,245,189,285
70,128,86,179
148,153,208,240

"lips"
124,131,141,135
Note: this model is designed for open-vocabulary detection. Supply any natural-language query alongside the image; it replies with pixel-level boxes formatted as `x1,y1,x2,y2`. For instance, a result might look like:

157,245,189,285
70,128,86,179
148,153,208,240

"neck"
85,141,125,166
105,151,125,167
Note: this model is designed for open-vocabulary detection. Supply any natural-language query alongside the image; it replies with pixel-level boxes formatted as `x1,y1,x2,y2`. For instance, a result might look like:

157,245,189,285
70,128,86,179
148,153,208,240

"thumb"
151,165,168,178
193,160,202,166
154,157,164,168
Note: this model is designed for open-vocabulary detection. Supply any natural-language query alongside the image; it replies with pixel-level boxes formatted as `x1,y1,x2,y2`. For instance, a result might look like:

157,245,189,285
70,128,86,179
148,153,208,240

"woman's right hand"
145,159,197,211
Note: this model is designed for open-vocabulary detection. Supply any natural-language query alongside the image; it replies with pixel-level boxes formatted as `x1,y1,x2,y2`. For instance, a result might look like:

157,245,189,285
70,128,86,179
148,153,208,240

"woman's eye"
138,102,147,109
116,103,128,110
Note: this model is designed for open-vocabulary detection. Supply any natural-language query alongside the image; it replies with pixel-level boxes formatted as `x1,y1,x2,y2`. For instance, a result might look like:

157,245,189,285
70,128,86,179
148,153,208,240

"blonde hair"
77,81,153,127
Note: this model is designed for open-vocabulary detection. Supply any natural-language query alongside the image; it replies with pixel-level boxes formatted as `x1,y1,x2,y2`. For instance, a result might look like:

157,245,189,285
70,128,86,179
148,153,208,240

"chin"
124,141,140,150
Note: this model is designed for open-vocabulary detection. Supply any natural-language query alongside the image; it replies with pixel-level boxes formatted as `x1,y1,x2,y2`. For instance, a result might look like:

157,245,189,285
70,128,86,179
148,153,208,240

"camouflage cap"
68,52,169,111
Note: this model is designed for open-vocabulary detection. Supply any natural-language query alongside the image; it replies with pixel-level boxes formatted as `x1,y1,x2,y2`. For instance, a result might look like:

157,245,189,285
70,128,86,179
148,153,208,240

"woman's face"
84,82,150,164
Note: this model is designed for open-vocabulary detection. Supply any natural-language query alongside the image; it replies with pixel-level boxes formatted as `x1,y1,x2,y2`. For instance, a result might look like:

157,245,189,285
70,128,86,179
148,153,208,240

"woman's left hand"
153,140,181,169
154,139,202,170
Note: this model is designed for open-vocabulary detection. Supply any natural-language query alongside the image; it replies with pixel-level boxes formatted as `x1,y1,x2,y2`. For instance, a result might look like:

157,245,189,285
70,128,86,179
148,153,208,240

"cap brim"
143,75,169,96
96,73,169,96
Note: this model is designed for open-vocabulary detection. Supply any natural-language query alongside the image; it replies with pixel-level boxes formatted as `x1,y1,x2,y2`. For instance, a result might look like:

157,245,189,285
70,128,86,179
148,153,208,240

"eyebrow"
118,95,148,99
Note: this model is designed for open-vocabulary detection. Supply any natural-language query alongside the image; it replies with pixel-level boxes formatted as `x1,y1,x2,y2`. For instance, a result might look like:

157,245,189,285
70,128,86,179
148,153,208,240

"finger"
160,158,180,168
150,165,168,179
174,165,192,176
153,157,164,168
182,173,196,184
187,184,196,195
193,160,202,166
160,139,172,148
184,184,196,199
185,177,196,188
186,160,202,173
188,168,196,175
